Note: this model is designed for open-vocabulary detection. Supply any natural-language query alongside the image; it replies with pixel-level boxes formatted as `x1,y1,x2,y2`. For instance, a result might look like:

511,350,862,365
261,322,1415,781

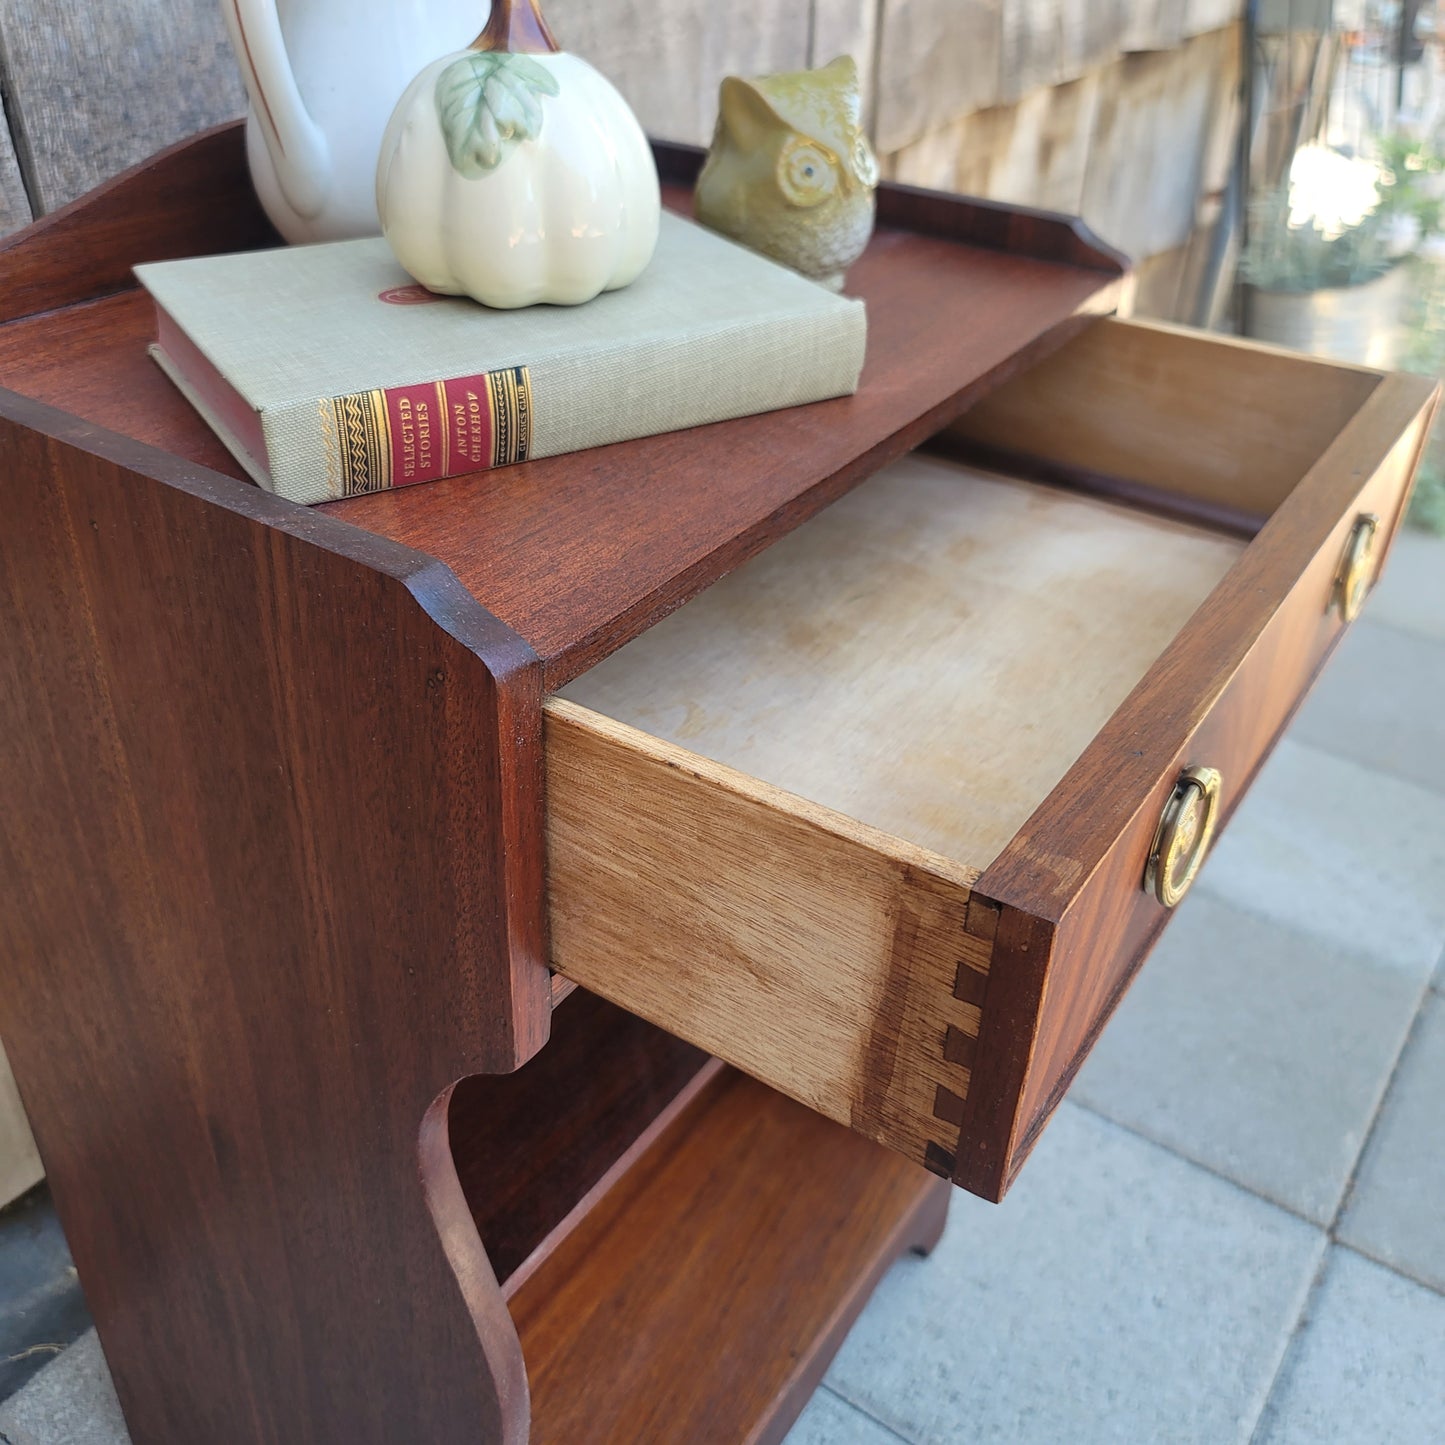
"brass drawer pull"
1333,512,1380,623
1145,765,1223,908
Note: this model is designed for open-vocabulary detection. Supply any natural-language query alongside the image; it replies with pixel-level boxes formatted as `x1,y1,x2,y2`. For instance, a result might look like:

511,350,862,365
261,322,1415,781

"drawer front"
547,319,1438,1202
954,368,1436,1198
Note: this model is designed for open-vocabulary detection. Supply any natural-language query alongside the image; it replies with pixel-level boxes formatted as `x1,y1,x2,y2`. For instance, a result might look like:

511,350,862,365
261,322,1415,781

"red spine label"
320,366,532,498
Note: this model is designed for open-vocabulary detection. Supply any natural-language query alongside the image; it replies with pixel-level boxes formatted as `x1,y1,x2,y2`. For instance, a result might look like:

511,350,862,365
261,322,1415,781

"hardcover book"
136,213,867,505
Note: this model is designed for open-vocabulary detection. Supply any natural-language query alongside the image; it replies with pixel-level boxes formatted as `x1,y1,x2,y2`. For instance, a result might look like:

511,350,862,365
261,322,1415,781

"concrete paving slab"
1369,530,1445,644
1072,892,1422,1223
1255,1246,1445,1445
1197,740,1445,976
0,1189,89,1404
0,1332,126,1445
823,1104,1324,1445
784,1388,910,1444
1290,619,1445,795
2,1336,917,1445
1336,991,1445,1292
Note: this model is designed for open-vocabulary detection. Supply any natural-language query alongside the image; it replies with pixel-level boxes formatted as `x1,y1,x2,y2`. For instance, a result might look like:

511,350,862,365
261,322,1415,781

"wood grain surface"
873,0,1003,153
998,0,1130,105
559,452,1242,866
546,698,986,1169
512,1067,950,1445
0,127,1125,693
546,0,812,146
945,316,1383,527
0,388,552,1443
0,0,245,214
0,122,278,325
317,166,1123,687
957,367,1440,1198
448,989,709,1291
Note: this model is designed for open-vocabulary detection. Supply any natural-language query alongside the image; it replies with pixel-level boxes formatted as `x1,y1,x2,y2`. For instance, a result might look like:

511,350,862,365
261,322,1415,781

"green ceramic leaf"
435,52,560,178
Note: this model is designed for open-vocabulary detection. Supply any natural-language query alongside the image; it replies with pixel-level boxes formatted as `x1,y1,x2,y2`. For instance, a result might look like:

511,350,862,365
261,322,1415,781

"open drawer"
544,317,1438,1201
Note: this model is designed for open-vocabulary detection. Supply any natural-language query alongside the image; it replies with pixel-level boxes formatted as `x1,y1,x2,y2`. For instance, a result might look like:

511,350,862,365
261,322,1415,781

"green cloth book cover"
136,213,868,505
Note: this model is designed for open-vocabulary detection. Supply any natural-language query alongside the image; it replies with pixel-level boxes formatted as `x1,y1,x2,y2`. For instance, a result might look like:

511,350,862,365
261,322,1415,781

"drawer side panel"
546,699,988,1171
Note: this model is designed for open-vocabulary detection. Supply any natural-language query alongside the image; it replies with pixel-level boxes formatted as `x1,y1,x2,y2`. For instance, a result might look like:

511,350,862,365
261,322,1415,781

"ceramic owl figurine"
695,56,879,290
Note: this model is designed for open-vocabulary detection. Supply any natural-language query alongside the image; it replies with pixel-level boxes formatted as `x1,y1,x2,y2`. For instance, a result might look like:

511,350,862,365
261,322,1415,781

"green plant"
1408,461,1445,533
1242,189,1394,290
1242,139,1445,293
1398,242,1445,534
1376,134,1445,239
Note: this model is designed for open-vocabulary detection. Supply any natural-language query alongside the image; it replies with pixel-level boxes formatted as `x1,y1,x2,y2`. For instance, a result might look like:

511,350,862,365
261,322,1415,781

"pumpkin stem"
471,0,559,54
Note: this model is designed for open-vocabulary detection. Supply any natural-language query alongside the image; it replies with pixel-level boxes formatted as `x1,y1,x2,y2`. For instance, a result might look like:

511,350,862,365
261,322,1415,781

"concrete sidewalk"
3,532,1443,1445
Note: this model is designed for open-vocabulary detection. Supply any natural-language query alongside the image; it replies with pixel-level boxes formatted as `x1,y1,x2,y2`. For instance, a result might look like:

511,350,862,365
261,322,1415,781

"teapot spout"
222,0,332,219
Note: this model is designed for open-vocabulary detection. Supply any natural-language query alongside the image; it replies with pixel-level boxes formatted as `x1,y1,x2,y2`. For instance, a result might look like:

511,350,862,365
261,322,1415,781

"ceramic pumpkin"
376,0,660,308
695,56,879,290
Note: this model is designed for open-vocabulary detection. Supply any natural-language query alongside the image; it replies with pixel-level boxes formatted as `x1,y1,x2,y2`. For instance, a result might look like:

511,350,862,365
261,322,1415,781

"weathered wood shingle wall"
0,0,245,217
0,0,1241,275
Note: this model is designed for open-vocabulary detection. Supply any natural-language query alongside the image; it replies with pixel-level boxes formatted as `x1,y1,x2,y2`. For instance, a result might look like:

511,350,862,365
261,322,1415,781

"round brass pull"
1333,513,1380,623
1145,766,1223,908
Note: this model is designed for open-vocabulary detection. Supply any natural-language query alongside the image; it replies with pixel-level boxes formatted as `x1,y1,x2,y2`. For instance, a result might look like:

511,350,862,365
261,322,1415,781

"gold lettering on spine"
483,365,532,467
321,367,532,495
513,366,532,462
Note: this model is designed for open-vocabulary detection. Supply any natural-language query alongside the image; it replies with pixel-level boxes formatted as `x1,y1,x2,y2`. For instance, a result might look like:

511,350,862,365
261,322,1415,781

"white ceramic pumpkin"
375,0,660,309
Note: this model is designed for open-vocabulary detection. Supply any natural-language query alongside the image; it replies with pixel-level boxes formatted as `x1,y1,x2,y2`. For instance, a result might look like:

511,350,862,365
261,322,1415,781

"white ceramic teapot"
221,0,480,242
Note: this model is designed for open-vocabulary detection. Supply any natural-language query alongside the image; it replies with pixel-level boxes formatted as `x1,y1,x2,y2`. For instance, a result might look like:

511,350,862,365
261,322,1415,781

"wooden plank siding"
0,0,1243,234
0,0,245,218
0,121,28,235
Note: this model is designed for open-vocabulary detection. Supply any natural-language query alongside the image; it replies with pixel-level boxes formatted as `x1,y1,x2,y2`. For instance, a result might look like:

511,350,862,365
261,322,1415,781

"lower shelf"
510,1066,949,1445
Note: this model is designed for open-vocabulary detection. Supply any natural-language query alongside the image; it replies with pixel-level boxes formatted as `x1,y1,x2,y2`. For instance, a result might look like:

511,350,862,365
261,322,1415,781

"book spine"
267,367,533,503
264,302,866,505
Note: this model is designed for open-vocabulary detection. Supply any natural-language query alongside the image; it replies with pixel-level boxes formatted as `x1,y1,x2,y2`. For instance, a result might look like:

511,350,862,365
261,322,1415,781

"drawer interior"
558,455,1245,870
943,316,1383,532
547,450,1250,1173
544,315,1425,1197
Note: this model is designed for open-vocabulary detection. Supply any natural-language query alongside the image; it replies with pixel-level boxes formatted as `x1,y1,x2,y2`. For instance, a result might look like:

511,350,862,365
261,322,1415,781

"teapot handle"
222,0,332,219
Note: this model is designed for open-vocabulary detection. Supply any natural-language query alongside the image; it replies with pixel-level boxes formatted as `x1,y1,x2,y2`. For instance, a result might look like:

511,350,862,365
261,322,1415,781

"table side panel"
0,392,550,1443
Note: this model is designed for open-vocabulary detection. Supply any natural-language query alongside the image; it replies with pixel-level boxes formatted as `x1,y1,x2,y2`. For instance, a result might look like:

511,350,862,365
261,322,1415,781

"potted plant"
1242,138,1444,370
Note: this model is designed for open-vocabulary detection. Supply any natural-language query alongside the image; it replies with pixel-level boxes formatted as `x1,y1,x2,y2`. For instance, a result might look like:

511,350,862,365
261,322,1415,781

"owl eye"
852,134,879,188
778,138,839,208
